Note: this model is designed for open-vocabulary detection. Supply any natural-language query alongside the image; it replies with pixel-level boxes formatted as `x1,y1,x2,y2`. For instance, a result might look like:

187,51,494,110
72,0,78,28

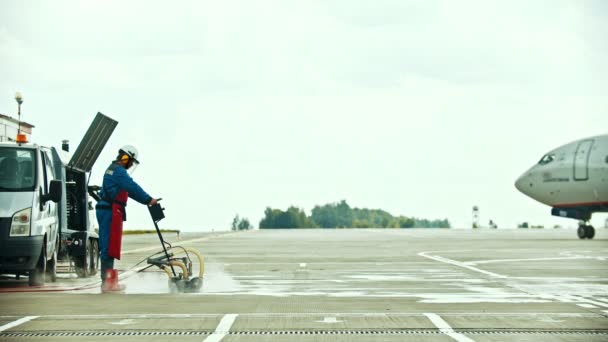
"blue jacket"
99,162,152,207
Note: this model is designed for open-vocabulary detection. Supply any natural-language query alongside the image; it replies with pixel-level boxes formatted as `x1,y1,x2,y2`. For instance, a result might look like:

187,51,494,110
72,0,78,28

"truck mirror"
47,180,63,203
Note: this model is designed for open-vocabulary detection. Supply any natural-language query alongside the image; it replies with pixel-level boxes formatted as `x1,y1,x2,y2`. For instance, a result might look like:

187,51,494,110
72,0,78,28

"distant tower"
472,206,480,229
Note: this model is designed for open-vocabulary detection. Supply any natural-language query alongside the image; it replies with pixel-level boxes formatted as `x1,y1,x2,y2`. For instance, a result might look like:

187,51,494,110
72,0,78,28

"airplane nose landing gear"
578,223,595,239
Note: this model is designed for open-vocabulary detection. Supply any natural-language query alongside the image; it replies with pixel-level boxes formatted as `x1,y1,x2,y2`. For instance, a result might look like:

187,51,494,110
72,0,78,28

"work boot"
101,269,125,293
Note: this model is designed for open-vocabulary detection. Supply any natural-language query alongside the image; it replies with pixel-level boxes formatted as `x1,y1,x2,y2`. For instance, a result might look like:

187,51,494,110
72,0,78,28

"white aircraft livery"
515,134,608,239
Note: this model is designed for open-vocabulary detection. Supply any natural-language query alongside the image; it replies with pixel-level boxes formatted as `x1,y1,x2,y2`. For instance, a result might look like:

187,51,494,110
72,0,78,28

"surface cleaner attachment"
147,201,204,293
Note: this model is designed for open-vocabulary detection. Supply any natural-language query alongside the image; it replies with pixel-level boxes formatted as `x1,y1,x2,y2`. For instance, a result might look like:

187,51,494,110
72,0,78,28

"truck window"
40,151,49,194
0,147,36,191
43,151,55,191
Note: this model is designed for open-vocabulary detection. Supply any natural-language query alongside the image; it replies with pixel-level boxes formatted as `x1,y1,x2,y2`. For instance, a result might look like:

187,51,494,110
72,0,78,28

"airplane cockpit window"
538,154,555,165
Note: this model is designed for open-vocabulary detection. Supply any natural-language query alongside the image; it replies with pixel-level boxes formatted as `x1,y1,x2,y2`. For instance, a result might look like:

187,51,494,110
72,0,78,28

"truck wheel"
29,246,47,286
75,241,92,278
46,243,58,282
89,240,99,276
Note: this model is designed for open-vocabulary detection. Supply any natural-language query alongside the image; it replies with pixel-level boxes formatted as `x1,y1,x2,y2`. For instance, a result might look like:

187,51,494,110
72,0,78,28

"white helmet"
119,145,139,164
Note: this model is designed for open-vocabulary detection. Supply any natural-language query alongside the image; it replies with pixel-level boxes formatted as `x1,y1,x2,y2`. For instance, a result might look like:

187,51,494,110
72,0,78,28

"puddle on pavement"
122,271,175,294
105,263,243,294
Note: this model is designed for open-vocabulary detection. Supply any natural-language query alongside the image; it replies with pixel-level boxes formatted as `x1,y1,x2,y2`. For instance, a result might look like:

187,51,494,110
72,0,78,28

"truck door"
40,151,58,251
573,140,594,181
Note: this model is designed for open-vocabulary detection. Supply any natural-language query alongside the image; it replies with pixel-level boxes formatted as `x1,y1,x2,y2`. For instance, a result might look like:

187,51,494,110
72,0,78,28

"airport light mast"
14,91,27,144
472,206,480,229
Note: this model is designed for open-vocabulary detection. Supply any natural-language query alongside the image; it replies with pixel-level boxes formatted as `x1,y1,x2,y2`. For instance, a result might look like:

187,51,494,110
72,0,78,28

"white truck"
0,113,117,285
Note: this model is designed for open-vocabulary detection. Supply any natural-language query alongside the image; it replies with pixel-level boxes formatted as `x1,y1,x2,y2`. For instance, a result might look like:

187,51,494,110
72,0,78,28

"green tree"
238,218,253,230
259,207,280,229
260,206,315,228
231,214,240,231
261,200,450,229
310,200,355,228
398,217,415,228
352,219,371,228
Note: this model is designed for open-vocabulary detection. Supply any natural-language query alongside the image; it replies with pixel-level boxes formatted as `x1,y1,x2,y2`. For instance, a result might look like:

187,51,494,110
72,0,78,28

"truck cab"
0,112,117,286
0,142,62,285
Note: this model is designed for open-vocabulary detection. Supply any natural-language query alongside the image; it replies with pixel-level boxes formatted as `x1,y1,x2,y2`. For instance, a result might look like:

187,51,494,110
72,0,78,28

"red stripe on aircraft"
554,201,608,208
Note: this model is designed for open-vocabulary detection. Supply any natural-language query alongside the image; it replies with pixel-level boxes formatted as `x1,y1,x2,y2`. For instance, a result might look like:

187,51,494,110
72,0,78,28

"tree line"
259,200,450,229
231,215,254,231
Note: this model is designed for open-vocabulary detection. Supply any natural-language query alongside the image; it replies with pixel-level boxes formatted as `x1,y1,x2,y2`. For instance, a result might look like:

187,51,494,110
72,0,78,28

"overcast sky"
1,0,607,231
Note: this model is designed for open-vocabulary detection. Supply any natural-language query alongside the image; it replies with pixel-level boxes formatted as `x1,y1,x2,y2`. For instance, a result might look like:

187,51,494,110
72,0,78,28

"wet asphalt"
1,228,607,341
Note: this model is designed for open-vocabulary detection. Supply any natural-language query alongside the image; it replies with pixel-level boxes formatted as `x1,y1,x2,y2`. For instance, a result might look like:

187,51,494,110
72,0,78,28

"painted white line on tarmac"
589,297,608,305
566,295,608,309
122,231,237,255
122,236,214,255
0,316,39,332
1,312,602,321
466,256,589,266
577,304,598,309
317,316,343,324
419,252,507,279
424,313,475,342
203,314,238,342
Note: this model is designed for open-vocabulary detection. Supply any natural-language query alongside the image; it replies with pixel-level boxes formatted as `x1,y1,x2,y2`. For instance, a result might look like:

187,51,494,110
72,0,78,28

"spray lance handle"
148,198,165,223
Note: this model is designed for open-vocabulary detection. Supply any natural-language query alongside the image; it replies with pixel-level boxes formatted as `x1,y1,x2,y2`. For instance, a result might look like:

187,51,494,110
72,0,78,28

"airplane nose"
515,174,530,194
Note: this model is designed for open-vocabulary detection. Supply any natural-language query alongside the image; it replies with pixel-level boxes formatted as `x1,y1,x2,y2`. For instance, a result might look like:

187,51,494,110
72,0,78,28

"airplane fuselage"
515,134,608,238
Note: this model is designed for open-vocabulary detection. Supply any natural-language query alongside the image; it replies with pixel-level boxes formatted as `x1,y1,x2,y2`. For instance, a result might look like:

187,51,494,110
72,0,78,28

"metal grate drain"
1,329,607,338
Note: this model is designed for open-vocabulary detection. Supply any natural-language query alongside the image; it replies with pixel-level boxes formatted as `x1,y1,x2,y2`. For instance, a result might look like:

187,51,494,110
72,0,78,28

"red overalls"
108,190,129,260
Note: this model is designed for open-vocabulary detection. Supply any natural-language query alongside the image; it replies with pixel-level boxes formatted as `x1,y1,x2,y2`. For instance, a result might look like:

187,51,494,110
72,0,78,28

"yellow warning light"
16,133,28,144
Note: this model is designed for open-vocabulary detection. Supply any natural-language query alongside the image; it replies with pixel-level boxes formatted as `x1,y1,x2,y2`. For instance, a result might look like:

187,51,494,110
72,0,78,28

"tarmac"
1,228,607,341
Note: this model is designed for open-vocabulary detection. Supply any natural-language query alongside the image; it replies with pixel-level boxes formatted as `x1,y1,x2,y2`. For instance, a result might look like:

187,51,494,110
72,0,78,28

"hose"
162,260,189,279
168,247,205,279
136,245,204,281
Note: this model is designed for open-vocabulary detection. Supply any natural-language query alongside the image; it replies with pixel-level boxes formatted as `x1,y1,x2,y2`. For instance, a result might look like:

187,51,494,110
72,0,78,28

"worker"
96,145,158,293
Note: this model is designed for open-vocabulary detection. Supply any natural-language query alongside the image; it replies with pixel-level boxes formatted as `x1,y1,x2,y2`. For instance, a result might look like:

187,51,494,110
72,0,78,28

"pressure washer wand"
148,199,177,277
